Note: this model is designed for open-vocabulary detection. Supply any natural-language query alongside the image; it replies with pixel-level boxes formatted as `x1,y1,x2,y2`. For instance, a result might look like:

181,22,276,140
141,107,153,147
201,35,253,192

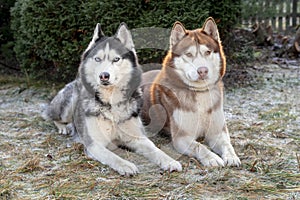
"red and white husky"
141,17,241,167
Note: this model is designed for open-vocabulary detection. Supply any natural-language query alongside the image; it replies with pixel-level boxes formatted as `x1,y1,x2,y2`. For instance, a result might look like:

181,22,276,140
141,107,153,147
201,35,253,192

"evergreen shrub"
0,0,17,71
11,0,240,82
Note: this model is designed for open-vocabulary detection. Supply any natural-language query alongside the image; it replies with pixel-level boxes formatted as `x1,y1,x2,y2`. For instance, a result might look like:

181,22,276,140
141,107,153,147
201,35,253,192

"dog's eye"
113,57,120,62
205,50,212,56
185,53,193,57
95,57,101,62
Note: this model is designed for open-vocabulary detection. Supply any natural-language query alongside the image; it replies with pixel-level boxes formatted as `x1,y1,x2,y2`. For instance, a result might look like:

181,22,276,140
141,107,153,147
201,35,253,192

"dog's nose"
99,72,110,81
197,67,208,79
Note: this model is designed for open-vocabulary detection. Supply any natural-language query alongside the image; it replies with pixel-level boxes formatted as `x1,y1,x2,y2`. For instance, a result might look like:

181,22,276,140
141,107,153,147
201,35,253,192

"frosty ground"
0,63,299,199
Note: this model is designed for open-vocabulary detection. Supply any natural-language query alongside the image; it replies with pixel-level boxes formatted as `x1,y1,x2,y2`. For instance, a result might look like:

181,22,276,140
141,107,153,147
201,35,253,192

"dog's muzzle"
99,72,110,85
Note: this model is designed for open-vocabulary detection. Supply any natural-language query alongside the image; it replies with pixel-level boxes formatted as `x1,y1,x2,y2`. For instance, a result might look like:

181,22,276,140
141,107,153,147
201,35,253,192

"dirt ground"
0,61,299,199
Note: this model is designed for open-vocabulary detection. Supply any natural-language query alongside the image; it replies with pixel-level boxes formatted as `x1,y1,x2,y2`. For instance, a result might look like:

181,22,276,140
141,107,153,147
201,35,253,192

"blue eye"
113,57,120,62
95,57,101,62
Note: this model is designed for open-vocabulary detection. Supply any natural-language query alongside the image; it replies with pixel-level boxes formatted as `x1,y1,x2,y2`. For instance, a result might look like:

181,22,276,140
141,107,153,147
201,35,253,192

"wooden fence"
242,0,300,32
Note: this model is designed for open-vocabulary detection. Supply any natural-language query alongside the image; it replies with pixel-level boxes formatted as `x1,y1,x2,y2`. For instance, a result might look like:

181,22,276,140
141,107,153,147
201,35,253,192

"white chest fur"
104,103,133,122
172,89,225,138
85,115,116,146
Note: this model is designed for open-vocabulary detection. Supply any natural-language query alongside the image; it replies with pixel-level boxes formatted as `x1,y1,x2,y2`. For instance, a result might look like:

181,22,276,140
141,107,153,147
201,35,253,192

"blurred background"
0,0,299,83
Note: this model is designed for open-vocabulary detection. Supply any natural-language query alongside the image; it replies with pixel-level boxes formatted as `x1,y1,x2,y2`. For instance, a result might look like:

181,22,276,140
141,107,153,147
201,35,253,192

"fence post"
286,0,291,30
278,1,284,32
292,0,298,26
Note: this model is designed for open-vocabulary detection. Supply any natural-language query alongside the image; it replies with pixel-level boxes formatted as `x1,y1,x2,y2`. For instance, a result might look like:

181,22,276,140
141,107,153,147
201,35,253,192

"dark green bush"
208,0,241,36
0,0,15,47
11,0,241,82
0,0,17,72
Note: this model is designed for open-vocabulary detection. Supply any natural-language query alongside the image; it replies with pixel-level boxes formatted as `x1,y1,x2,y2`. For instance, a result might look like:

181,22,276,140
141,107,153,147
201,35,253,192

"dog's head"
80,23,141,94
164,17,226,90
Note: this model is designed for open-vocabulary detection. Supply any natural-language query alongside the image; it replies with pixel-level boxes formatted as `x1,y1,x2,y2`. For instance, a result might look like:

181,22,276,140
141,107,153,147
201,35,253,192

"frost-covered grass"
0,64,299,199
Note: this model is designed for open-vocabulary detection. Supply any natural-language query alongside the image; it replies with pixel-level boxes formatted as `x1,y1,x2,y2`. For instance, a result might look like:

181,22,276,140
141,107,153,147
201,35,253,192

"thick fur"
42,80,79,135
42,23,182,175
141,17,241,167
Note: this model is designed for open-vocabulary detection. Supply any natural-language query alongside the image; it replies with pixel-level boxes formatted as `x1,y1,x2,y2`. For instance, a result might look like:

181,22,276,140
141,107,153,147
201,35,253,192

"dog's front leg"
172,134,225,167
118,117,182,172
205,124,241,167
170,120,225,167
83,116,139,176
85,143,139,176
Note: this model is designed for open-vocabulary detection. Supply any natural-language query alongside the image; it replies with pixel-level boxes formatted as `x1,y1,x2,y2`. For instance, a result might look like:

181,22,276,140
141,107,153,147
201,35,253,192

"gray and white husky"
42,23,182,175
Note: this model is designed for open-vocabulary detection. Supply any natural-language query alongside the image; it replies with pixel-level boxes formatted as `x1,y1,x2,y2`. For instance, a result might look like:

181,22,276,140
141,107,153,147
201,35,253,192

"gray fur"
41,23,182,175
42,80,79,122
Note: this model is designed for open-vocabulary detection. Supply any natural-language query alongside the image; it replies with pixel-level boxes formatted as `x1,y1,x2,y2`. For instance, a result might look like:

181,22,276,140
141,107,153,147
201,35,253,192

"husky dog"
141,18,241,167
42,23,182,175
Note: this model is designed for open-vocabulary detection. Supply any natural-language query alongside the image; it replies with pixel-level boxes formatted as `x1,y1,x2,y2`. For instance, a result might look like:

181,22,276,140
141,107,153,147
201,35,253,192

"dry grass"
0,63,300,199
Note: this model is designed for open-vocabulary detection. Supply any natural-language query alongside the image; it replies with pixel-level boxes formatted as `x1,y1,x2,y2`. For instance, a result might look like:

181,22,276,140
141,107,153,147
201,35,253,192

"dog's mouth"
186,72,208,82
100,81,111,86
197,76,208,81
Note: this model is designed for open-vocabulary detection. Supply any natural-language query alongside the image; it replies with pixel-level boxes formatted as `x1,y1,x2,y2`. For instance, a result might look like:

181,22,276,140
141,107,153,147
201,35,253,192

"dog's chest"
86,103,135,142
84,92,138,123
103,103,135,122
172,89,224,137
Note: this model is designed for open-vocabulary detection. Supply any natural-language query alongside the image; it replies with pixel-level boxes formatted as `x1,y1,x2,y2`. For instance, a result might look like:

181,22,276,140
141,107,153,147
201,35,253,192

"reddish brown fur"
143,19,225,129
163,24,226,78
140,18,241,167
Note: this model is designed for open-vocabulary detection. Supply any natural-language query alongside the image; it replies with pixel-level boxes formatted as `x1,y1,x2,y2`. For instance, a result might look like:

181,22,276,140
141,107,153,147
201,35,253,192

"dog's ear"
115,23,135,51
202,17,220,41
84,23,105,53
170,21,186,49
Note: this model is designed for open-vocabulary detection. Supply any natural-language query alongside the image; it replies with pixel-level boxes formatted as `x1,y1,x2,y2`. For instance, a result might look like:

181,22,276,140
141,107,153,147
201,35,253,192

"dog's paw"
161,160,182,172
58,126,68,134
54,121,69,135
222,154,241,167
115,160,139,176
201,152,225,167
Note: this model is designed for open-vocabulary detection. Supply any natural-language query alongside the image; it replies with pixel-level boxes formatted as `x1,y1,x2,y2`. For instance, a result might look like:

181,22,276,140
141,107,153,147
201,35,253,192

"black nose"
99,72,110,81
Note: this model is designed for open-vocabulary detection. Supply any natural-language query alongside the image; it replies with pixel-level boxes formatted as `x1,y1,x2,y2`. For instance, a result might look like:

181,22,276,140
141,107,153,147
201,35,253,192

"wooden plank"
278,1,284,31
241,0,300,32
292,0,298,26
272,16,276,30
286,0,291,28
265,0,271,28
271,1,276,29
